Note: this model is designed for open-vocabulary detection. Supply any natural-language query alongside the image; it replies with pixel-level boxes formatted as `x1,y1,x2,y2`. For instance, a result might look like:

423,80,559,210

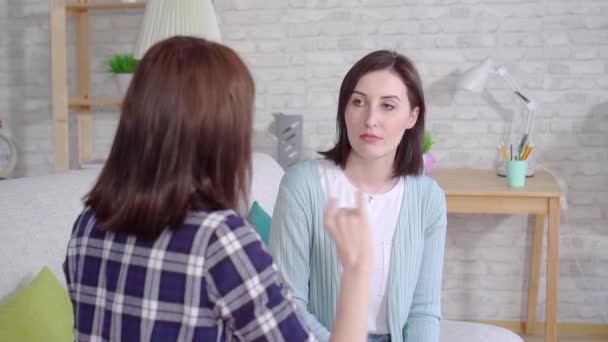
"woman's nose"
365,106,379,128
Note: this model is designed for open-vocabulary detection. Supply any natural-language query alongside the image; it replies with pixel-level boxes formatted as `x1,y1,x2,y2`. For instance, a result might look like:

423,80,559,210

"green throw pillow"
0,266,74,342
248,201,272,245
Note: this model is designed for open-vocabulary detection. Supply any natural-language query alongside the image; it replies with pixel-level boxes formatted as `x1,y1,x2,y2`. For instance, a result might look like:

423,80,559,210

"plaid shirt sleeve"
203,212,317,342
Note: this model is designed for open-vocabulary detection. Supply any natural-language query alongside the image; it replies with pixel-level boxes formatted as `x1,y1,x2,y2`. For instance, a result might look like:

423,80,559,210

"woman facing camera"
269,50,447,342
63,36,371,342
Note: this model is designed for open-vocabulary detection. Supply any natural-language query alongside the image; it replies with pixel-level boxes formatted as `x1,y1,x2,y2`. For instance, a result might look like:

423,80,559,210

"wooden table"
432,169,562,342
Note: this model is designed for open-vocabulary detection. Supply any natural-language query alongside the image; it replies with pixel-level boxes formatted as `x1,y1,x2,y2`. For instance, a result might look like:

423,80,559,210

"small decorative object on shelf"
0,120,18,179
422,131,435,175
273,113,303,170
105,53,138,95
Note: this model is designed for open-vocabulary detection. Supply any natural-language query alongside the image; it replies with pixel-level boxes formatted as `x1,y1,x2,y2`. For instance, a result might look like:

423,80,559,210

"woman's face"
345,69,419,163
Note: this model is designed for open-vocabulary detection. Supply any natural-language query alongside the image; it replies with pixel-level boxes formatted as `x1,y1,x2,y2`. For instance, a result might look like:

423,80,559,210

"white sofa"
0,152,522,342
0,152,284,298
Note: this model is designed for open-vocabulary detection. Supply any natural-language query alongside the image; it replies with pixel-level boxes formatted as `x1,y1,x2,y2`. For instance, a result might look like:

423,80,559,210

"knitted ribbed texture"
269,160,447,342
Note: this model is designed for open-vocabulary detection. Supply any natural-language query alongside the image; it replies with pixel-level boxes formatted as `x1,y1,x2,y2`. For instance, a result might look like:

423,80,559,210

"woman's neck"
343,153,397,195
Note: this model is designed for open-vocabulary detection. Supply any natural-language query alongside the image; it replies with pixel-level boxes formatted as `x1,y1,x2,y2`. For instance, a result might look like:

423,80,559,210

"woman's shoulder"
185,209,248,233
283,159,320,176
173,209,257,253
403,174,446,217
70,207,97,238
405,174,445,198
280,159,322,189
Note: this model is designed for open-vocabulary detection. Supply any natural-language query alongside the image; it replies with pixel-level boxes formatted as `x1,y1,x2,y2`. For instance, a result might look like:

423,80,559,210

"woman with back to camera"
63,36,371,342
269,50,448,342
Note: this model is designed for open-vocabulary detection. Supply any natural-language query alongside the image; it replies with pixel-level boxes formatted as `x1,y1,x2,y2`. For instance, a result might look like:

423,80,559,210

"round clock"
0,120,17,179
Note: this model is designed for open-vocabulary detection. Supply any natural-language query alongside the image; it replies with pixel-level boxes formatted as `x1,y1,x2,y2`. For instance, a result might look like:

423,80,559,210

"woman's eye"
382,103,395,110
352,98,365,107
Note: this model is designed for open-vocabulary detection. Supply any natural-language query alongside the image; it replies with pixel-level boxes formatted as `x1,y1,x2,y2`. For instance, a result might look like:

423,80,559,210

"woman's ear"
407,107,420,129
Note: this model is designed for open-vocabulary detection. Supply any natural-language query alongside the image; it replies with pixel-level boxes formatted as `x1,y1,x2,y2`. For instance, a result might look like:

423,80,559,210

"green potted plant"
105,54,138,95
422,131,435,175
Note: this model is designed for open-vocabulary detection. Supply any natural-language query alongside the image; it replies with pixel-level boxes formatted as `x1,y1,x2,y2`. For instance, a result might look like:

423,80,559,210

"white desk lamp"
133,0,222,59
459,57,536,176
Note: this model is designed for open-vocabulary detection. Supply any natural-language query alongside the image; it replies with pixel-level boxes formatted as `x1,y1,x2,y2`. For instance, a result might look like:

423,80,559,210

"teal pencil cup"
507,160,527,188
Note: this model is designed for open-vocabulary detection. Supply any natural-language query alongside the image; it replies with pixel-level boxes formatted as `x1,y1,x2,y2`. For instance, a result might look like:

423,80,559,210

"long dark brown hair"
86,36,255,239
321,50,426,176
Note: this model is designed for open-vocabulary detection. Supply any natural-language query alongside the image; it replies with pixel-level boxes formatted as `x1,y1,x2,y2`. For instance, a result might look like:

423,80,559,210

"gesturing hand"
324,192,371,272
322,168,371,342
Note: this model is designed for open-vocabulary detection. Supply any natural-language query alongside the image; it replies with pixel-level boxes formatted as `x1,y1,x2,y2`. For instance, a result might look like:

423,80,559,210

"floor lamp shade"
133,0,222,59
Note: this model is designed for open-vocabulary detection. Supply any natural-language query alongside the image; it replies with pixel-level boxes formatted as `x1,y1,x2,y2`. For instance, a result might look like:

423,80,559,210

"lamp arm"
495,66,537,138
523,106,535,137
496,67,527,101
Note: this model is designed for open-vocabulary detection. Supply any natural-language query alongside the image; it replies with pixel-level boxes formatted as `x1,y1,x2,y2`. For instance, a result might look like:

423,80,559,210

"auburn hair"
86,36,255,239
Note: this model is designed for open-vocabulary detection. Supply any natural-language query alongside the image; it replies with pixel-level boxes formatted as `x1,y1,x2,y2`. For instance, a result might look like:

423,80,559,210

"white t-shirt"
318,159,404,334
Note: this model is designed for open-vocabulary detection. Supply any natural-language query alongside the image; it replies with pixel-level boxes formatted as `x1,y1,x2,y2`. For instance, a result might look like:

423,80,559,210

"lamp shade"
458,57,495,93
133,0,222,59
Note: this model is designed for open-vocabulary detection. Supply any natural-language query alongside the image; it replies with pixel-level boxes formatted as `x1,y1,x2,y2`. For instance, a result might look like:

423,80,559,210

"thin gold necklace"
343,168,398,205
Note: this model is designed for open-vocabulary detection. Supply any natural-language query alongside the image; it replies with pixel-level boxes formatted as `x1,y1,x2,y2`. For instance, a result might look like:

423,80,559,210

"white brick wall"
1,0,606,325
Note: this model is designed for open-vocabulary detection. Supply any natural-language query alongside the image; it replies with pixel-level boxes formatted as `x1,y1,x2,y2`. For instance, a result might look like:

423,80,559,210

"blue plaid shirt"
64,207,317,341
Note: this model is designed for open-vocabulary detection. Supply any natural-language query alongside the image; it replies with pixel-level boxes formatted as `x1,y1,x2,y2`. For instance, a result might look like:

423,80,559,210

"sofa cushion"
439,320,524,342
0,266,74,342
249,152,284,216
248,200,272,244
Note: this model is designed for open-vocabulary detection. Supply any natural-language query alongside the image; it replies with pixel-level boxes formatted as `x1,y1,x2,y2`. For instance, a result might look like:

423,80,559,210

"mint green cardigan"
268,160,447,342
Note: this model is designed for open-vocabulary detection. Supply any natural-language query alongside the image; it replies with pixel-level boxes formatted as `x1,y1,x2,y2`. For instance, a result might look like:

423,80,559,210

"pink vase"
423,152,435,175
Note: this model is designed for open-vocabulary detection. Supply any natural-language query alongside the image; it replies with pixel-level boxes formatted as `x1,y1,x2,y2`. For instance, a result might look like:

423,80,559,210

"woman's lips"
360,133,382,142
